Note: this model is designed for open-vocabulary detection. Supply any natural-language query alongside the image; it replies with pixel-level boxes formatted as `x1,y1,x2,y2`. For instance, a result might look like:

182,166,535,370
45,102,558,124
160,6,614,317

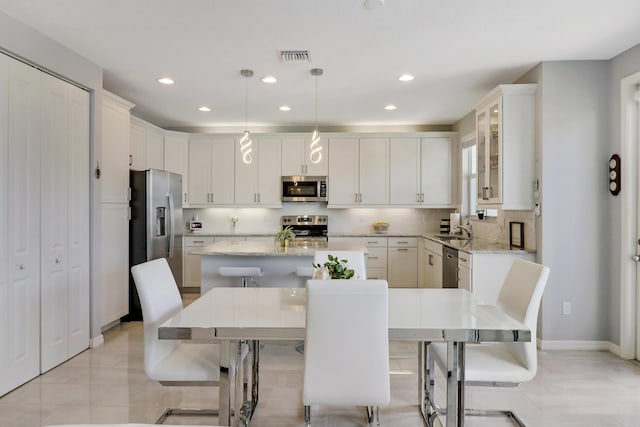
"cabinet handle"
359,193,363,203
367,241,378,244
482,187,489,200
184,193,187,203
19,264,25,270
421,193,424,203
370,276,379,279
355,193,359,203
127,187,132,201
128,154,132,166
459,258,468,263
257,193,261,203
368,256,378,260
193,240,205,244
397,248,409,252
416,193,420,203
55,257,62,264
428,254,434,266
397,241,409,244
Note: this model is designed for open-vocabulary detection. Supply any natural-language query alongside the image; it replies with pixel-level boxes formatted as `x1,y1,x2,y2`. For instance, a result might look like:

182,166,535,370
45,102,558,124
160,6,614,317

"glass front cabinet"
474,84,537,210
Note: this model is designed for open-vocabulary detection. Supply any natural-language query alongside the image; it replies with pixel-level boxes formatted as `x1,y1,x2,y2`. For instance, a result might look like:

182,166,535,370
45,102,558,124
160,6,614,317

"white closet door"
40,74,90,373
40,74,70,372
0,56,41,395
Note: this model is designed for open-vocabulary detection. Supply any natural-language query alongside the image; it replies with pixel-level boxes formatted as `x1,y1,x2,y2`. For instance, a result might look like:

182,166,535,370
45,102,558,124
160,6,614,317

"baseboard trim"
539,339,611,351
90,334,104,349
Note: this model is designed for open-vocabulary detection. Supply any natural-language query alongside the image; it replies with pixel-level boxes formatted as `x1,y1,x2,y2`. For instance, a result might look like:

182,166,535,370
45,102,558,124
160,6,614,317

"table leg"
445,341,465,427
219,340,232,426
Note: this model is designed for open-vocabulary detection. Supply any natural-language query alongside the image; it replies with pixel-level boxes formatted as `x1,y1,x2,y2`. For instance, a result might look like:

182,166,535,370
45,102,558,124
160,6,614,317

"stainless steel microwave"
281,176,328,202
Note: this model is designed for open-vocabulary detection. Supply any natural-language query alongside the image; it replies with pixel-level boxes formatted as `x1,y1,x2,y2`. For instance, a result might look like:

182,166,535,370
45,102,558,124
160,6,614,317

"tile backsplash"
184,204,452,237
468,209,536,251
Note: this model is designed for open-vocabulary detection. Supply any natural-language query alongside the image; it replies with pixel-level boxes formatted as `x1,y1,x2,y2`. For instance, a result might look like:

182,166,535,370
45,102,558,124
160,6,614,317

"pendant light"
309,68,323,164
240,69,254,164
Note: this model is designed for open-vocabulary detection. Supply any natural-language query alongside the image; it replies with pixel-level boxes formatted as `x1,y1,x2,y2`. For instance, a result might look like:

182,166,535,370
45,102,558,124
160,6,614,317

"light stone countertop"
182,232,534,255
190,239,368,257
423,235,535,254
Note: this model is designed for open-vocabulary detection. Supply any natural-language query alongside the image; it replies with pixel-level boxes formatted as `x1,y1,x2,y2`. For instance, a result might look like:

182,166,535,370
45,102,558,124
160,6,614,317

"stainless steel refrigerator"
125,169,183,320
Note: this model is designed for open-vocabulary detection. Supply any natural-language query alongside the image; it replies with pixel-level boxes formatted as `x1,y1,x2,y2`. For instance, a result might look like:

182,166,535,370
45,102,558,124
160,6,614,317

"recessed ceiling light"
385,104,397,110
198,106,211,112
157,77,175,85
262,76,277,84
279,105,291,111
398,74,414,82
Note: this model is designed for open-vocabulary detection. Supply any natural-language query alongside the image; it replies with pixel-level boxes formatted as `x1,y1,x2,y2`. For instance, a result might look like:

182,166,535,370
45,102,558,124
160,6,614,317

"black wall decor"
609,154,621,196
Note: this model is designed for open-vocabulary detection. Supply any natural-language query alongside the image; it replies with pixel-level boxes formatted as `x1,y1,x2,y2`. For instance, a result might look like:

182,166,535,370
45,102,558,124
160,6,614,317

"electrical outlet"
562,302,571,315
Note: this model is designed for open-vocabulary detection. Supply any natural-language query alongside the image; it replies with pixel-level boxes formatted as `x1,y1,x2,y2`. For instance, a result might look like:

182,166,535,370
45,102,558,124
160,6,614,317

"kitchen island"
191,240,367,293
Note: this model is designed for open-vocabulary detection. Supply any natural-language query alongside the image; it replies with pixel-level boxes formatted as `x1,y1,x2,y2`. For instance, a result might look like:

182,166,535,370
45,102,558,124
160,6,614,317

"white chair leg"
304,405,311,426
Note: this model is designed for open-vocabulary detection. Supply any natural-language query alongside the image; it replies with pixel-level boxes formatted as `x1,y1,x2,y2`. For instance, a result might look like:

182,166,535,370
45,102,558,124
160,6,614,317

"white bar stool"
219,266,264,287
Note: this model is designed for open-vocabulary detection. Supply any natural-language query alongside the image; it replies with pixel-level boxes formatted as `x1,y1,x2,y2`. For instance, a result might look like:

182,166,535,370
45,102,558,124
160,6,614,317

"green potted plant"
274,226,296,248
312,254,355,279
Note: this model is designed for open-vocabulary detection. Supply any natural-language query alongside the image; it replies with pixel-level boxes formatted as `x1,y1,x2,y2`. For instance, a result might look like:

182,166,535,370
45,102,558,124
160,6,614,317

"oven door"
281,176,325,202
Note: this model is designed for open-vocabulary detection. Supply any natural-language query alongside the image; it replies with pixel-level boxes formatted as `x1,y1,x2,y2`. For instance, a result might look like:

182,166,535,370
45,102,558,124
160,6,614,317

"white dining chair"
303,279,390,426
427,258,550,427
131,258,251,424
313,250,367,279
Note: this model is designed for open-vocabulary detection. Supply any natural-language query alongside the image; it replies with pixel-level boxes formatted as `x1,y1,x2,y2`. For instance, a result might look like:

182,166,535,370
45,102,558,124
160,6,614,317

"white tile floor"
1,315,640,426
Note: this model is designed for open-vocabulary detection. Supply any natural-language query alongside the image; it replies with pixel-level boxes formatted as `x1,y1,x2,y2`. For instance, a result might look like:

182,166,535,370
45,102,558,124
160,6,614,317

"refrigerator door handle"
167,192,175,258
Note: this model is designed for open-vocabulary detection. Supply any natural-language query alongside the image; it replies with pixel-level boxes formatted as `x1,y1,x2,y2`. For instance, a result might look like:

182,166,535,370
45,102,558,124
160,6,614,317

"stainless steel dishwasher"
442,246,459,288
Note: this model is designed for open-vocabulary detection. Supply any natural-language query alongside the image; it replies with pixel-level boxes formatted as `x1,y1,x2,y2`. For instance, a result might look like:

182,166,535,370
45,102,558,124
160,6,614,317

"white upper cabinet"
281,136,328,176
101,91,134,204
328,137,389,206
475,84,536,210
389,136,455,207
164,131,189,204
188,136,235,207
235,137,282,207
389,138,420,205
421,137,454,206
130,117,164,171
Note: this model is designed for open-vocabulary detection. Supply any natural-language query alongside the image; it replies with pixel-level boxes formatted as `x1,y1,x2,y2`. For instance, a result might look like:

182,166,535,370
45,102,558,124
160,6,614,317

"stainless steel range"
281,215,328,242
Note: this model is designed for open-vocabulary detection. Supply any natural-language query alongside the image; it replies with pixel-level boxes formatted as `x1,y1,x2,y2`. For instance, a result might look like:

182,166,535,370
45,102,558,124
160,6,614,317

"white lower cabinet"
100,204,129,327
387,237,418,288
458,251,535,305
329,236,387,280
422,239,443,288
183,236,215,292
457,251,472,293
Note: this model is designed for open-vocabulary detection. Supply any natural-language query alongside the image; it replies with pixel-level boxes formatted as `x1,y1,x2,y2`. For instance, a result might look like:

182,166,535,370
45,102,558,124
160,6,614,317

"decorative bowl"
372,222,389,233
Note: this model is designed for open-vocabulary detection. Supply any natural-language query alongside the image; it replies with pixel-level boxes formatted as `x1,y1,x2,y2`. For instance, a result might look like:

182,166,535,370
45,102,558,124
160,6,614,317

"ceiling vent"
280,50,310,63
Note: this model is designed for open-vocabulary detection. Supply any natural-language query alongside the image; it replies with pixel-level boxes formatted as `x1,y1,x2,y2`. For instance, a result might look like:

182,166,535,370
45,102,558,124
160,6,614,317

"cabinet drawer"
423,238,443,254
365,247,387,268
363,237,387,247
184,236,214,246
458,251,472,268
388,237,417,247
366,267,387,281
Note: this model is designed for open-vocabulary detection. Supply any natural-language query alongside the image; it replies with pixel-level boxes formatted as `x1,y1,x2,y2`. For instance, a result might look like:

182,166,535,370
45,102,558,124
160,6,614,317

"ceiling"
1,0,640,131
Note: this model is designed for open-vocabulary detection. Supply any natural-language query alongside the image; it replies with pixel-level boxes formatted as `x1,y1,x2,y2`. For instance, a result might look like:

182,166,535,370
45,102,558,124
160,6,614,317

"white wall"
0,11,105,342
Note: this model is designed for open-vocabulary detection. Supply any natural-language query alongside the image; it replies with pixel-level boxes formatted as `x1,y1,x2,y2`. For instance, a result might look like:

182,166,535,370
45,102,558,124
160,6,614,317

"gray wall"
0,11,105,342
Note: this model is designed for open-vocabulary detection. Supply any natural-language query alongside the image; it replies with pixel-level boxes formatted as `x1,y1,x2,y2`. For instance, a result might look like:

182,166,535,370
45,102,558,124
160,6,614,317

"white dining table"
158,287,530,427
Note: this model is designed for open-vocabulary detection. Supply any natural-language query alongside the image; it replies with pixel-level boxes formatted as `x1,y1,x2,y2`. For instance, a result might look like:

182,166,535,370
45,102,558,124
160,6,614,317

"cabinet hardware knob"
55,258,62,264
19,264,25,270
633,255,640,262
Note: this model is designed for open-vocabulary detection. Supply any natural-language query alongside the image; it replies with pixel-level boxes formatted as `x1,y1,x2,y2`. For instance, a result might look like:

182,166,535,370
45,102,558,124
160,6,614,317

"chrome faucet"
452,224,473,238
